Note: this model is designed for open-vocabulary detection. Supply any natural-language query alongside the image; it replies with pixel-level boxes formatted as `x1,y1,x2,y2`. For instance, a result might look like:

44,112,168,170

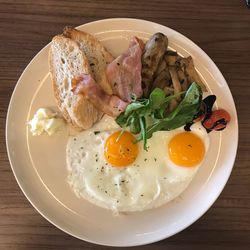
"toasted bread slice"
63,27,114,95
49,35,101,129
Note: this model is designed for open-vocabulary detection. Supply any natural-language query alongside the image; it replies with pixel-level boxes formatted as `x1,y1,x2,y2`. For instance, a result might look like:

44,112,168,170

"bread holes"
70,62,74,69
61,58,65,64
68,97,72,108
49,29,105,129
63,78,69,90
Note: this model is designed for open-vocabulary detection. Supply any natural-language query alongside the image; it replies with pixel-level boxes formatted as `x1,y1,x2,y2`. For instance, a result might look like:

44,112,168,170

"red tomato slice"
203,109,231,130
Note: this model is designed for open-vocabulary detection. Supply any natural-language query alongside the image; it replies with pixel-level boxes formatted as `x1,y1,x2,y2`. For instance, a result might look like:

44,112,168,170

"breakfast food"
29,108,65,136
67,115,209,212
49,28,115,129
72,36,144,116
43,28,231,213
63,27,114,95
141,33,169,96
105,36,143,102
49,35,101,129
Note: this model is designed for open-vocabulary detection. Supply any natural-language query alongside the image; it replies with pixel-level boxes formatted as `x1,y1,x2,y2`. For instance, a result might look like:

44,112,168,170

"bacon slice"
106,36,144,102
72,74,128,117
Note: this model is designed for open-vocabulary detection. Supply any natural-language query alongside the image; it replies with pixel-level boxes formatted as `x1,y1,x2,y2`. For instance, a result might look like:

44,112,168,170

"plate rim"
6,18,239,247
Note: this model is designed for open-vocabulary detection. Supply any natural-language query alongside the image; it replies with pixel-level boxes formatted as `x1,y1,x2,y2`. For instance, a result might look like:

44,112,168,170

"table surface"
1,0,250,249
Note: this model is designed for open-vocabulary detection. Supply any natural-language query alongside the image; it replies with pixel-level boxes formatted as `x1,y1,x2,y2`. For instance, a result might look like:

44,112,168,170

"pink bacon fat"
72,74,128,117
106,36,144,102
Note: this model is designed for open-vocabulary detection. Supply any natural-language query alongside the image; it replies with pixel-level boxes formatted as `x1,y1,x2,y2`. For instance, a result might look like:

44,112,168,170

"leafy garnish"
115,82,202,149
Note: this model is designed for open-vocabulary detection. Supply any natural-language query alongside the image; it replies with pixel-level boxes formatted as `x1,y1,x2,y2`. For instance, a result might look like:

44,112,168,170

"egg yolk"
168,132,205,167
104,131,139,167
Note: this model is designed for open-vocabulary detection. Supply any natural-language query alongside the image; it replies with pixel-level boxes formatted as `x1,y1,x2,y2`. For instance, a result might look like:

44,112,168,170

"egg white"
66,115,209,212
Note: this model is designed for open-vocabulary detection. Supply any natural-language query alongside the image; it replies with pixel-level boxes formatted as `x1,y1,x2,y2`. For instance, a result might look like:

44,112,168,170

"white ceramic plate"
6,18,238,247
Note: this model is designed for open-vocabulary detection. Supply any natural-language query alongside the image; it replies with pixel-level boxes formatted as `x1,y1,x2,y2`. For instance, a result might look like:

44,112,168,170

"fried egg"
66,115,209,212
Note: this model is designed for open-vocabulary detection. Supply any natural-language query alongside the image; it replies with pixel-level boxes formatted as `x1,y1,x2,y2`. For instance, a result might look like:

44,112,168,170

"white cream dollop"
29,108,65,136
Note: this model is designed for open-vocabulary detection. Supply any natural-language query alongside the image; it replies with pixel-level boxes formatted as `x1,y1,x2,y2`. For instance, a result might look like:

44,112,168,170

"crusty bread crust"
49,35,101,129
63,27,114,95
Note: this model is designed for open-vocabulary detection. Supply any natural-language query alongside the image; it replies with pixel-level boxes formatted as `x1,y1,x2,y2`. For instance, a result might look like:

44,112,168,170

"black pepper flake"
117,62,120,66
114,183,118,186
140,194,144,197
97,185,100,188
144,158,147,162
126,148,130,152
80,146,84,149
121,180,125,183
95,158,98,162
94,131,100,135
117,200,119,203
188,144,192,148
73,138,76,141
90,63,95,66
105,190,108,194
114,82,117,87
154,158,157,162
105,162,108,165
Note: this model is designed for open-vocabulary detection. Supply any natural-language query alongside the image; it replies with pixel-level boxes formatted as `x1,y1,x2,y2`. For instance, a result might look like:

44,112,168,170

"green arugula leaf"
115,82,202,150
129,115,141,134
124,99,149,117
143,82,202,140
149,88,166,110
139,116,147,150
